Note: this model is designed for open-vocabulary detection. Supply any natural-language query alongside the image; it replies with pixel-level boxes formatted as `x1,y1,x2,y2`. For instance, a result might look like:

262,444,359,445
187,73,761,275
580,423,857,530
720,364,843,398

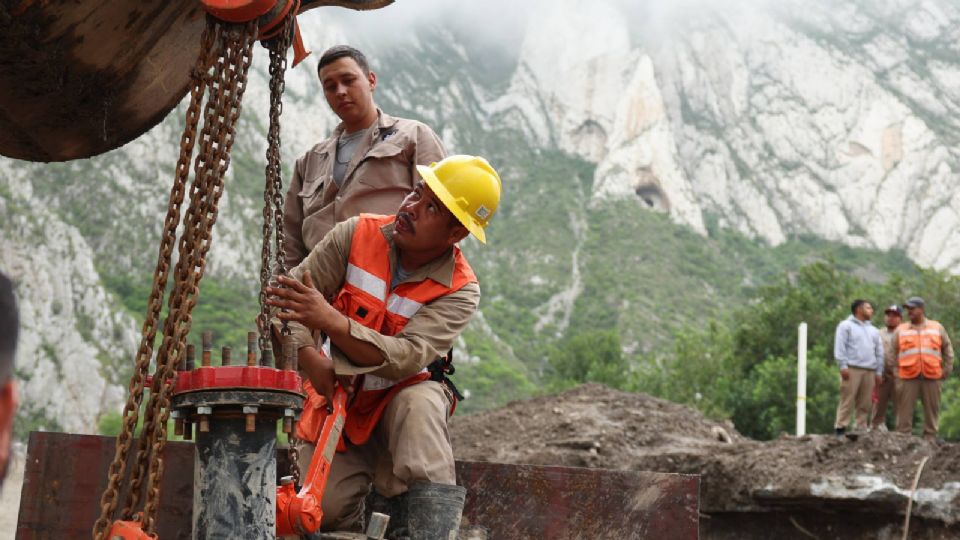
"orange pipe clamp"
200,0,278,23
201,0,311,67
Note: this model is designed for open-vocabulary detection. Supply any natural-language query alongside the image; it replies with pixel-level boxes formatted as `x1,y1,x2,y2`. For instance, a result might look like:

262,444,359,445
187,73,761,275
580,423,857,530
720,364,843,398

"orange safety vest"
296,214,477,447
897,320,944,380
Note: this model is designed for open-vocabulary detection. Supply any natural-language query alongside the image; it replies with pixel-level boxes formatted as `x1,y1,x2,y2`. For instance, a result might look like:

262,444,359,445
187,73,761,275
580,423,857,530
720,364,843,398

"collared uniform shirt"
282,109,446,270
283,217,480,381
880,327,898,375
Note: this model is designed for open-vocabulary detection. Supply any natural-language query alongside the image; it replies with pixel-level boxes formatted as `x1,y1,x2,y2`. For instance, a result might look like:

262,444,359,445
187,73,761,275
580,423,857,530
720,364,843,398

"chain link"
91,21,218,540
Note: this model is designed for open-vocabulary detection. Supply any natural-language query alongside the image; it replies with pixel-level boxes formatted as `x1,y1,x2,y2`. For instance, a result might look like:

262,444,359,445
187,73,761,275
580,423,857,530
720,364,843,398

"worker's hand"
267,273,334,331
840,368,850,381
337,375,357,397
298,346,335,403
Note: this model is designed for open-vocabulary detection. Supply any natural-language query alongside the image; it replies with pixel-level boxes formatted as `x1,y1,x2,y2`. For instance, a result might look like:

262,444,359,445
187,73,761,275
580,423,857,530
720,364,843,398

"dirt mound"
452,383,742,470
450,383,960,525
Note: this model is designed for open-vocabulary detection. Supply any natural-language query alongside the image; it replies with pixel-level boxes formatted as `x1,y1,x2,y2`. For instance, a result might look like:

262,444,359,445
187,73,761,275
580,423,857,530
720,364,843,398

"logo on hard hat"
475,205,490,220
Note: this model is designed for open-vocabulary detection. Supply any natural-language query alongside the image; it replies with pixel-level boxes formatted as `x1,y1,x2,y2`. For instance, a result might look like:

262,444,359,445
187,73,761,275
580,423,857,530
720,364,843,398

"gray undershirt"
391,263,412,291
333,129,365,187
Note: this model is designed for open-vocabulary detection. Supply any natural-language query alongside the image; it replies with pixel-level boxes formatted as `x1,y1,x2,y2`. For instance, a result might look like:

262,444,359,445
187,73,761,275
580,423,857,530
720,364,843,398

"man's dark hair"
317,45,370,77
851,299,869,316
0,273,18,383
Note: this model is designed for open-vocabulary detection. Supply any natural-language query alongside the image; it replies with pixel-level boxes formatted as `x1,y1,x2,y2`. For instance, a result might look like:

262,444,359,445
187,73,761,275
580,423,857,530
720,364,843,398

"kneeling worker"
268,155,501,538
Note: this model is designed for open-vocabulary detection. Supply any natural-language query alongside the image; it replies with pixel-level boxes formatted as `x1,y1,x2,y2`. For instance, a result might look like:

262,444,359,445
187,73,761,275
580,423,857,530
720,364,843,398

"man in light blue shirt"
833,299,884,435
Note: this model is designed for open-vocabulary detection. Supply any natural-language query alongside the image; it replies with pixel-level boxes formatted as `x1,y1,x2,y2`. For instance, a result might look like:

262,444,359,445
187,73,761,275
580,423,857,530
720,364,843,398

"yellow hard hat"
417,155,502,244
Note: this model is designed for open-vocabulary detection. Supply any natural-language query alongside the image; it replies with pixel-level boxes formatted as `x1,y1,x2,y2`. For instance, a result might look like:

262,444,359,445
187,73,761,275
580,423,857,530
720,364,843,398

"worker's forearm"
317,305,385,367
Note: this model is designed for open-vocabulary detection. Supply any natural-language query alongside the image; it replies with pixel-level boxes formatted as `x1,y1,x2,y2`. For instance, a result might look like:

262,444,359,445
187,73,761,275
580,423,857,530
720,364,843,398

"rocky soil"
451,384,960,538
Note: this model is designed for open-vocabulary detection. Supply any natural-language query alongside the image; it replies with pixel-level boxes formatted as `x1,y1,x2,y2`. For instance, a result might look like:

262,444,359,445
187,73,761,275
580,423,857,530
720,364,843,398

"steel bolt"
243,405,258,433
201,330,213,367
197,405,213,433
186,343,196,371
282,408,295,434
247,331,257,367
221,346,232,366
172,410,184,437
261,347,274,368
283,340,297,371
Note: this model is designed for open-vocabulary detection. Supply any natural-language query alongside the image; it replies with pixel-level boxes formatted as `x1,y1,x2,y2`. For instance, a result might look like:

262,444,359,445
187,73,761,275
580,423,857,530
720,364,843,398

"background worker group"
834,297,953,440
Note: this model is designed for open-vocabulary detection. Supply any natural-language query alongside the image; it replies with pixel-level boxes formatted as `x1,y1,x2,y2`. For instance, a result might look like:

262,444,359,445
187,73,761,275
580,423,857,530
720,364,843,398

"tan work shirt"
880,327,898,376
282,109,446,270
283,217,480,381
884,320,955,379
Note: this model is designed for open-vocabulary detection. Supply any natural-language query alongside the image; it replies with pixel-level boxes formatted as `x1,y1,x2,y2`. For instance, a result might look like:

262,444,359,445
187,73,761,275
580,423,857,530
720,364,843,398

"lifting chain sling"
91,10,299,537
258,14,303,487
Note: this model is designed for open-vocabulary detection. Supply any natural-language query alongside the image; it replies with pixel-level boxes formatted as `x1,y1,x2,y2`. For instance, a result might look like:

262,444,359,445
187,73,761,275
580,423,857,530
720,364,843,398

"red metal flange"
173,365,302,394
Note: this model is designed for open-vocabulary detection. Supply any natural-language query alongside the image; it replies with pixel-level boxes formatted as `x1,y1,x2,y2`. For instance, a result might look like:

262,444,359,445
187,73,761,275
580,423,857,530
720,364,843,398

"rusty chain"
92,16,259,539
140,21,259,535
257,16,294,357
259,17,302,485
91,21,218,540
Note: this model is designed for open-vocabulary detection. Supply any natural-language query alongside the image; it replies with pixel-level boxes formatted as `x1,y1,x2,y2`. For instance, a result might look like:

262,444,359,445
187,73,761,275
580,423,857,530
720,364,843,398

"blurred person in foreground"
0,272,19,487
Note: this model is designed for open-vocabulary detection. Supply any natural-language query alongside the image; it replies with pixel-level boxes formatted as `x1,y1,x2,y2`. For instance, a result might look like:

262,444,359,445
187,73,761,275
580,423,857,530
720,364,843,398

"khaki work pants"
895,377,942,437
295,381,456,532
871,374,897,429
834,367,875,430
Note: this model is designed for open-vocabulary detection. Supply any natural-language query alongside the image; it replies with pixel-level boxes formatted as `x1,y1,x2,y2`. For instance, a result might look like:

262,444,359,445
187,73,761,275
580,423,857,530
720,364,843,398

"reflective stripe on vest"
898,348,943,360
386,293,423,319
345,263,387,300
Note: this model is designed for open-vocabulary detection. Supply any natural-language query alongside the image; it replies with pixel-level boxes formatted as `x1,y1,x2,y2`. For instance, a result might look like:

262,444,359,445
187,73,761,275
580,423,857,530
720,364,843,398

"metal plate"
16,432,194,539
17,433,700,539
456,461,700,540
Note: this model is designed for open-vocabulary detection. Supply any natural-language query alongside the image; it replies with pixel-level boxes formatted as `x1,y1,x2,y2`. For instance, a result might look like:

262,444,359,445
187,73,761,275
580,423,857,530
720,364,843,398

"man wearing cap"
268,155,501,539
282,45,446,271
833,299,884,436
871,305,902,430
886,297,954,439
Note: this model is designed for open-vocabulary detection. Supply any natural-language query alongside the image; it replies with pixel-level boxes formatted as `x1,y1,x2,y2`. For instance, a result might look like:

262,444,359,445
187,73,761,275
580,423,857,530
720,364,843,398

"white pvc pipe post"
796,322,808,437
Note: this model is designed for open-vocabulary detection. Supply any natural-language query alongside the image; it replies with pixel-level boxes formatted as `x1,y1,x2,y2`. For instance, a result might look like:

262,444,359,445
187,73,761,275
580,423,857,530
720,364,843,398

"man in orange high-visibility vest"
885,297,954,439
268,155,501,539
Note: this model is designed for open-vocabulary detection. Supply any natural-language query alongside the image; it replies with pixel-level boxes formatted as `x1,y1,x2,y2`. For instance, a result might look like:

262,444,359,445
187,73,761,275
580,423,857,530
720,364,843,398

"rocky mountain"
0,0,949,433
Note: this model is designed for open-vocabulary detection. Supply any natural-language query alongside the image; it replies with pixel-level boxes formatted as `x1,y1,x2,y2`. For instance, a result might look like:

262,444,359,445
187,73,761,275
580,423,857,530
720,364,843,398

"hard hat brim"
416,164,487,244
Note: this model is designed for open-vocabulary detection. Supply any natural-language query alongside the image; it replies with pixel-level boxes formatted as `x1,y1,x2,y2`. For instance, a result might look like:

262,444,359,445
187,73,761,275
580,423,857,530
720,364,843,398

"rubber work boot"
406,483,467,540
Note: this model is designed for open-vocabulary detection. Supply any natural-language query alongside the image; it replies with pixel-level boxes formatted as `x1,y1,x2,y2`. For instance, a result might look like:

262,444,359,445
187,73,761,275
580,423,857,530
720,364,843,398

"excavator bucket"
16,432,700,539
0,0,391,163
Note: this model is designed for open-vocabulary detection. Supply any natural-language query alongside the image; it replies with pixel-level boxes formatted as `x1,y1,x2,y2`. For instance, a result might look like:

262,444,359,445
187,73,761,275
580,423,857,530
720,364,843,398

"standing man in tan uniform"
283,45,446,270
886,297,954,439
871,305,902,431
269,156,501,539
